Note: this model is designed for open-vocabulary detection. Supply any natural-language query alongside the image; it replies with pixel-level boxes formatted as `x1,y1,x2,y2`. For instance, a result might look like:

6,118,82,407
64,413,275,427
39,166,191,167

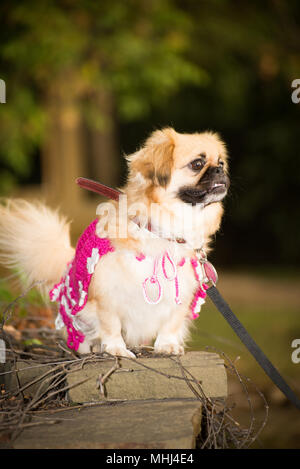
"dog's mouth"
177,181,228,205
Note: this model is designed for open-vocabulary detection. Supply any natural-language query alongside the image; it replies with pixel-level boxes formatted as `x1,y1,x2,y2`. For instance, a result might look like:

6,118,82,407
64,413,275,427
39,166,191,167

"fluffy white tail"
0,199,75,289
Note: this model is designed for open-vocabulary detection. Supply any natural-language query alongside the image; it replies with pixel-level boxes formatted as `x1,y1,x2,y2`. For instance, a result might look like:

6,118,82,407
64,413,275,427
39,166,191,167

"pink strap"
142,255,162,304
174,275,181,305
142,251,182,305
140,252,208,316
162,251,177,281
162,251,182,305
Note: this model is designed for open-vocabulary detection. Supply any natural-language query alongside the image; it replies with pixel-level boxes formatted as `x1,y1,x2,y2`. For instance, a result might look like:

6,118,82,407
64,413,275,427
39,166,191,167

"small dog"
0,128,229,357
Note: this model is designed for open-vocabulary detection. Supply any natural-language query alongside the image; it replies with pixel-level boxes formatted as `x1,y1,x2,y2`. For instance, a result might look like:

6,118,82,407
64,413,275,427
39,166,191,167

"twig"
96,357,120,397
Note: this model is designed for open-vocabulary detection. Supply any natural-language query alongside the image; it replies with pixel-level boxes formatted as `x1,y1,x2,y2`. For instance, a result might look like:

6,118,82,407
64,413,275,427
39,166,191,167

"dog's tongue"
76,177,123,201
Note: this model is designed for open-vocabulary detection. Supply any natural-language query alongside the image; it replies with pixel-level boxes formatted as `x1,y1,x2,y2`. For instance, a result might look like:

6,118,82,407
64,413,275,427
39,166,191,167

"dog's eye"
218,159,224,167
189,158,205,172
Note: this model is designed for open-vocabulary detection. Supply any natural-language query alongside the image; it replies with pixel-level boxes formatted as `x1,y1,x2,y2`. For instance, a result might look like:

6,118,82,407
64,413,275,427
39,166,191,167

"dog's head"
127,127,229,208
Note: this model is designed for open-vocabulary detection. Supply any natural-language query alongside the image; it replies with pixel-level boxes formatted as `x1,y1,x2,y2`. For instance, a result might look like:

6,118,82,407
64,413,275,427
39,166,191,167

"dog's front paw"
102,344,136,359
154,339,184,356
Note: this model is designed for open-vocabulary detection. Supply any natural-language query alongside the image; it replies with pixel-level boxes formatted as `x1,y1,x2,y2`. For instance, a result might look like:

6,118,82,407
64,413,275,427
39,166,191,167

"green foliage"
23,338,43,346
0,0,206,183
0,87,46,175
0,276,45,324
0,281,15,304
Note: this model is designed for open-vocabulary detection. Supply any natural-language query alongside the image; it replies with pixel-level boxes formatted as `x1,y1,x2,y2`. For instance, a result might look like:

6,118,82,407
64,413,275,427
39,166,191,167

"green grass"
189,301,300,385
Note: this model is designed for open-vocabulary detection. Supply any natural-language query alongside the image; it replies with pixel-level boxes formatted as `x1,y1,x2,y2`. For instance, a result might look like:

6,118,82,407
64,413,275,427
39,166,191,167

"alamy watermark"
291,339,300,364
291,79,300,104
0,339,6,364
0,79,6,103
96,194,205,245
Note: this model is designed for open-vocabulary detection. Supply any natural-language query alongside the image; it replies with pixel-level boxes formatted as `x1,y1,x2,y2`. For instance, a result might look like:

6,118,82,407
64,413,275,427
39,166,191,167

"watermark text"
0,339,6,364
96,194,205,246
291,79,300,104
0,79,6,103
291,339,300,364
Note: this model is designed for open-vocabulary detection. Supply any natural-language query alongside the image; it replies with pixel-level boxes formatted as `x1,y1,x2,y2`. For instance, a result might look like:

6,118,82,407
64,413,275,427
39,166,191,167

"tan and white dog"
0,128,229,357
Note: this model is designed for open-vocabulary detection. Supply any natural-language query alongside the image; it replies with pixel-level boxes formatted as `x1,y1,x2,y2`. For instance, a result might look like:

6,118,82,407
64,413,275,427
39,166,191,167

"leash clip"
195,249,218,286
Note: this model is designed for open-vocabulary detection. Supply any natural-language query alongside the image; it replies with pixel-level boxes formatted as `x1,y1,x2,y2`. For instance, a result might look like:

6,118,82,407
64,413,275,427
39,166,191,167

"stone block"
3,360,54,398
14,400,202,449
67,351,227,403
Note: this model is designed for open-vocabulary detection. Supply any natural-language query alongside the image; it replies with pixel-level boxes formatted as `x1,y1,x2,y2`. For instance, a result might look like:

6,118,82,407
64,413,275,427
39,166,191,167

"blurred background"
0,0,299,448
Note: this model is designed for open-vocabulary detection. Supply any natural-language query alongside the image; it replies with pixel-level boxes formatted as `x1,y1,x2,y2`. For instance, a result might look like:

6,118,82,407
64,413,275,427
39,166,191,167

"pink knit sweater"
49,219,114,350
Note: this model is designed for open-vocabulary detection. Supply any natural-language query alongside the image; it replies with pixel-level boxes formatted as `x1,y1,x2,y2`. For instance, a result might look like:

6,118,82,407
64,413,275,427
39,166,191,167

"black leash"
207,285,300,410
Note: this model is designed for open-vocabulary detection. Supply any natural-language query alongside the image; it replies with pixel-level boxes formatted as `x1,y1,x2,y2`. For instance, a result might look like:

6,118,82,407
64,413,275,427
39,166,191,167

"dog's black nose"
210,165,224,175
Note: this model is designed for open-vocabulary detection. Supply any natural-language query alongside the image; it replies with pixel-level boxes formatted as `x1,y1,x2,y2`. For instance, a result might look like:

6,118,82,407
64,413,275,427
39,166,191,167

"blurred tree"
0,0,205,196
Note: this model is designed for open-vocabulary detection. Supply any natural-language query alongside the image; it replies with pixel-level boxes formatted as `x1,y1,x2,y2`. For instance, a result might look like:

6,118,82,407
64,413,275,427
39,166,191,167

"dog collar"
131,217,186,244
76,177,187,245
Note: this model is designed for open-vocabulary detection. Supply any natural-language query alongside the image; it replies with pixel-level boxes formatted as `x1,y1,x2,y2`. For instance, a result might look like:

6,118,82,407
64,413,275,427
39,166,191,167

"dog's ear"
129,128,176,188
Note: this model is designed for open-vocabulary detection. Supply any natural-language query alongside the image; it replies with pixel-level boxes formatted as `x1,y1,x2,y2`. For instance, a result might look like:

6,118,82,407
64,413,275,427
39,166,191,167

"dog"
0,128,229,357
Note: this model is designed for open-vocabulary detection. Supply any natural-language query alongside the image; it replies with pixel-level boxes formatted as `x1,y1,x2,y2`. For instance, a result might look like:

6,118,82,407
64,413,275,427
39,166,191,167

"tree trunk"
42,80,85,214
87,89,121,187
41,79,120,234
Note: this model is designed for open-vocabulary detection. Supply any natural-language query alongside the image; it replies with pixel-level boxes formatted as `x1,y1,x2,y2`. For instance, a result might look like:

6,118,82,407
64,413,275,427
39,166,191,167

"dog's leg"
96,307,136,358
78,340,92,354
58,327,92,354
154,307,188,355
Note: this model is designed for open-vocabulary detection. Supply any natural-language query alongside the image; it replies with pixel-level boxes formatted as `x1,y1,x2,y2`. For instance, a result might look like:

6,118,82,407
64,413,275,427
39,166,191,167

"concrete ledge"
4,361,54,398
14,400,202,449
5,351,227,449
67,351,227,403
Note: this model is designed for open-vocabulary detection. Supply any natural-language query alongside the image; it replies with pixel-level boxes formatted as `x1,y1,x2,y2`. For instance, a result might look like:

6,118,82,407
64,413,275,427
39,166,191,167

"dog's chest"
93,247,199,316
